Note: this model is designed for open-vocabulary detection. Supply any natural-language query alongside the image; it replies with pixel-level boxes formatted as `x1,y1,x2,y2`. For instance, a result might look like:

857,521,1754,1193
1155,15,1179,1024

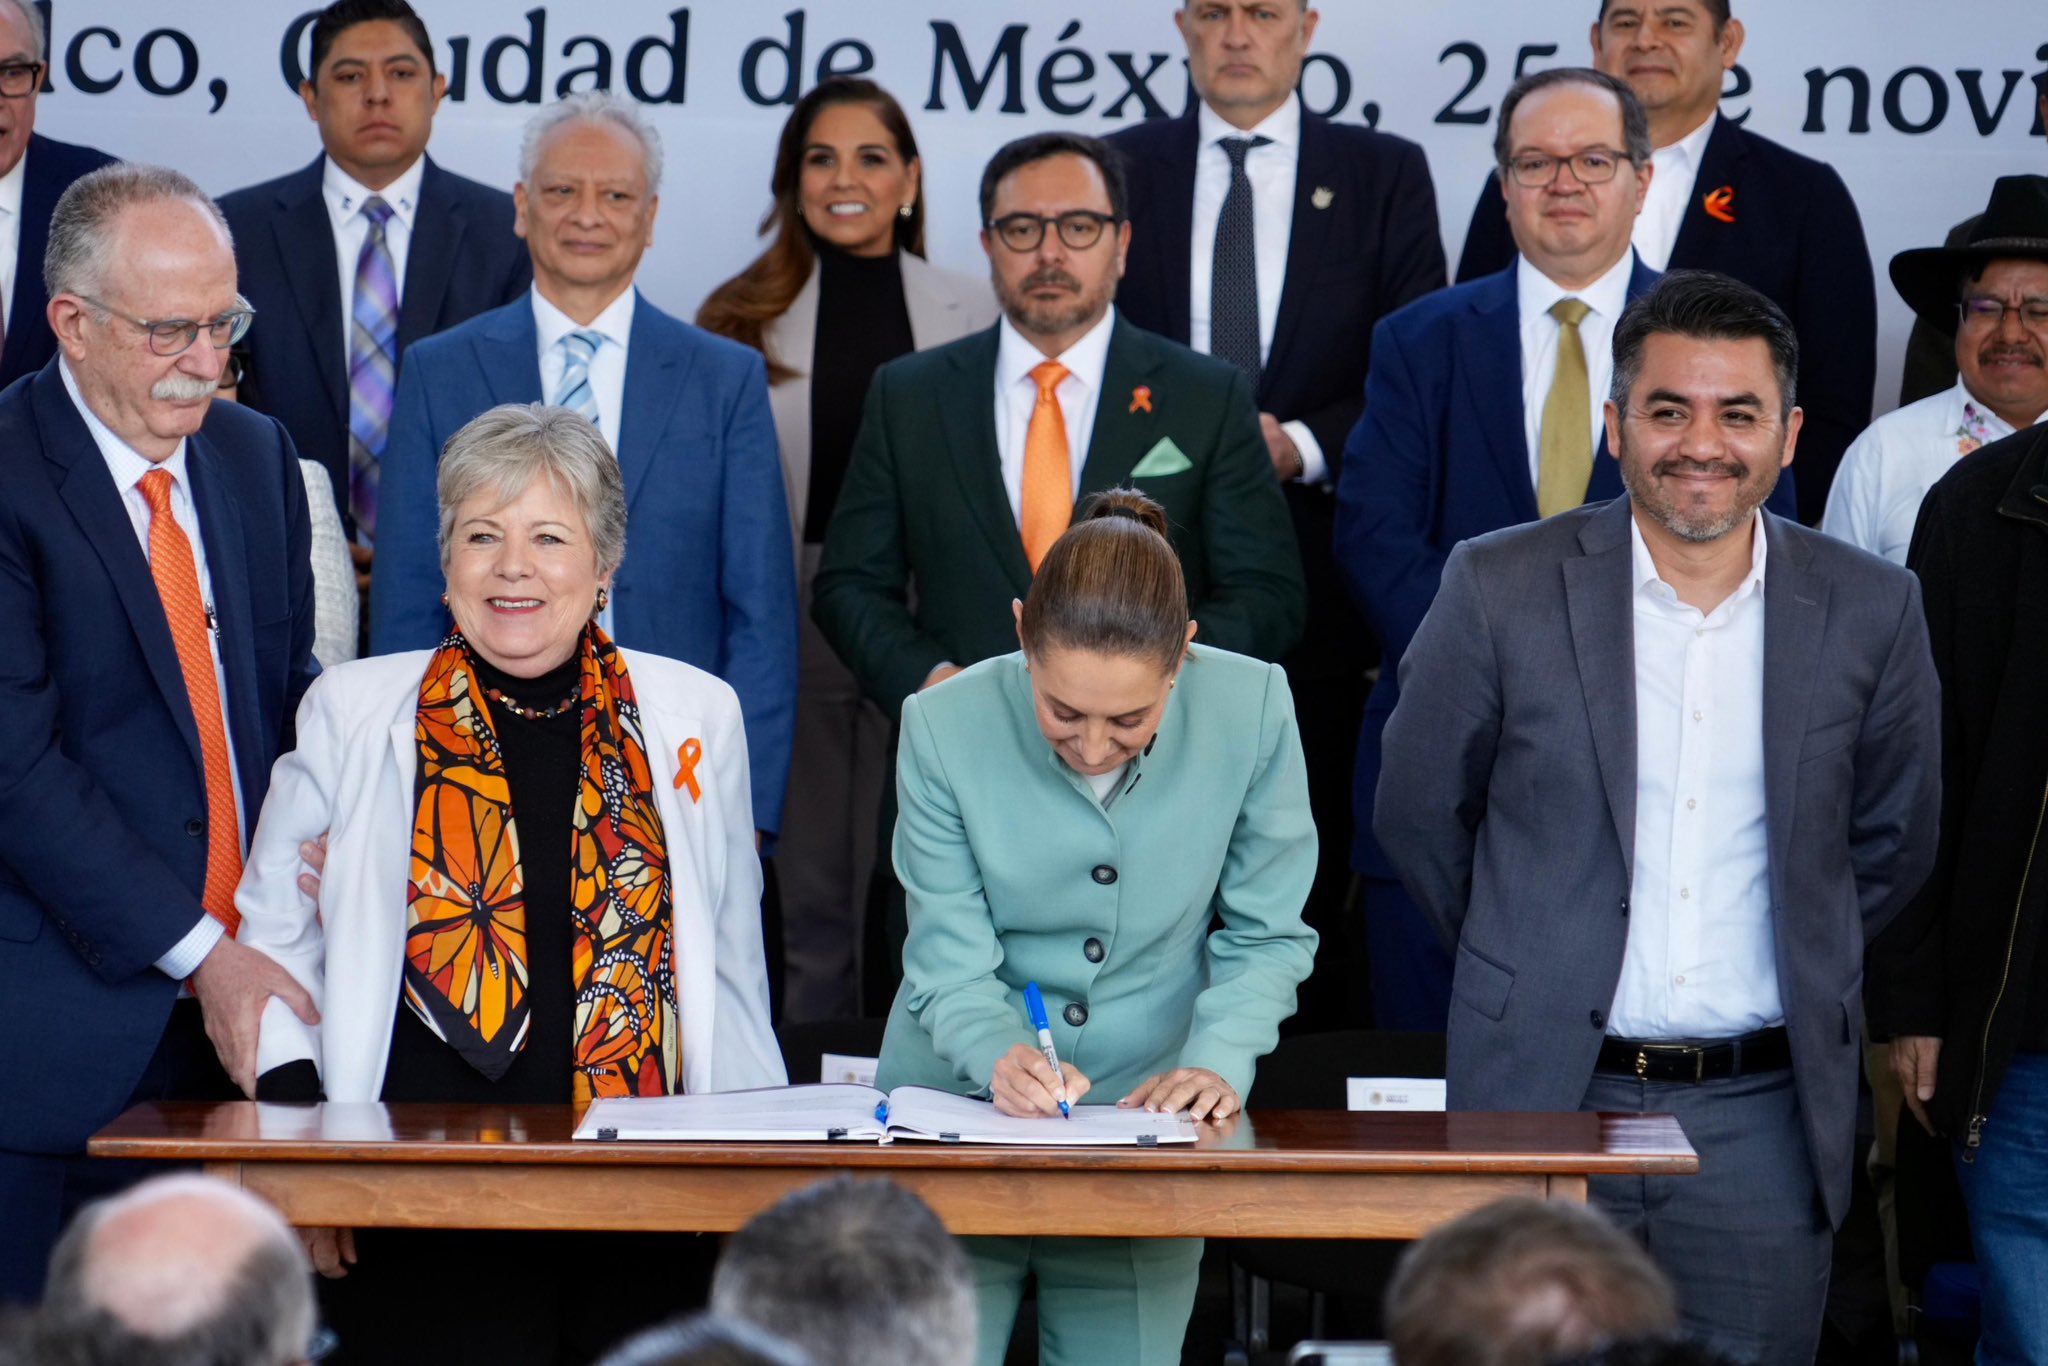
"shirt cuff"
155,915,225,981
1282,420,1326,485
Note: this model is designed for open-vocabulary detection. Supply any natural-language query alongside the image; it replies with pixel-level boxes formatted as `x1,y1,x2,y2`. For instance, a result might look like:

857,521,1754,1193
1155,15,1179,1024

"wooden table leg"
1545,1174,1589,1203
203,1161,244,1189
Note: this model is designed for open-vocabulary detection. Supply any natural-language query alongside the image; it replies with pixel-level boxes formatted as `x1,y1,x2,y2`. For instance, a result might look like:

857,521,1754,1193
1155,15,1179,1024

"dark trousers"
1583,1066,1832,1366
0,999,238,1303
319,1228,718,1365
1361,876,1451,1032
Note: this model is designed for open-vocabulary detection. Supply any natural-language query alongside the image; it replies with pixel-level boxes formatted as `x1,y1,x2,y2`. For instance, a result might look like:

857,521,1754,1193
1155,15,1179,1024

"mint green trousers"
966,1235,1205,1366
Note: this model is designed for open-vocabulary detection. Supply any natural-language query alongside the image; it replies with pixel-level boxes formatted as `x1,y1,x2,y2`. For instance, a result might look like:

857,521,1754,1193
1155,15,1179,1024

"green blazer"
812,315,1306,713
875,646,1318,1102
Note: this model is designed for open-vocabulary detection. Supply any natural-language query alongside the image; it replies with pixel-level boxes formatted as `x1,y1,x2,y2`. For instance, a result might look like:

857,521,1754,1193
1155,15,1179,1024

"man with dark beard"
1374,271,1940,1365
814,130,1303,709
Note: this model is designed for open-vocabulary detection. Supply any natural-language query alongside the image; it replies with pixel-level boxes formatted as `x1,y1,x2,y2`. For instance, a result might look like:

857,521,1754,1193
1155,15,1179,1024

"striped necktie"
1211,134,1273,387
346,195,399,539
553,329,604,426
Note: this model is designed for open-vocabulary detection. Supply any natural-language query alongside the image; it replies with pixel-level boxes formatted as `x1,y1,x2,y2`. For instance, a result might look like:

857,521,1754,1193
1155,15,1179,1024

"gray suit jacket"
1374,495,1939,1225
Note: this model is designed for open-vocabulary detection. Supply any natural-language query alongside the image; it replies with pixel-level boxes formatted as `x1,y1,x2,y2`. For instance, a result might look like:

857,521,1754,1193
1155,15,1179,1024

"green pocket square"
1129,438,1193,478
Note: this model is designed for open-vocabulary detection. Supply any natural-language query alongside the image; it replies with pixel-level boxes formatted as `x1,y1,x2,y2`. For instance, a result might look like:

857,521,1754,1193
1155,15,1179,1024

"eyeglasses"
77,295,256,356
1958,295,2048,332
986,211,1119,253
1503,149,1634,188
0,62,43,99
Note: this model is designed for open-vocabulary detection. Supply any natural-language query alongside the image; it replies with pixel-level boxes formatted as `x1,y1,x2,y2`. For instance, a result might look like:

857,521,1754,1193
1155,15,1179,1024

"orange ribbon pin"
1702,185,1736,224
1129,385,1153,414
674,738,703,802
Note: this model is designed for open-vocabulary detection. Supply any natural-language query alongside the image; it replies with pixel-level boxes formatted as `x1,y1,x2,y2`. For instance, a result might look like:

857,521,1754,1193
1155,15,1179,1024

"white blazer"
762,249,999,547
237,649,787,1101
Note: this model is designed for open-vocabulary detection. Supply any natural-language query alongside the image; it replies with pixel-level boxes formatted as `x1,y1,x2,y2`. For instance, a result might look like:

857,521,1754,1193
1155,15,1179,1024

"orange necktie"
1020,360,1072,571
140,469,242,933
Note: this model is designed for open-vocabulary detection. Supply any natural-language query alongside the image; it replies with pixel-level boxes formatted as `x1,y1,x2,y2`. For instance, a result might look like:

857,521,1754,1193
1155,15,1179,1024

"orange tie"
1020,360,1073,570
139,469,242,933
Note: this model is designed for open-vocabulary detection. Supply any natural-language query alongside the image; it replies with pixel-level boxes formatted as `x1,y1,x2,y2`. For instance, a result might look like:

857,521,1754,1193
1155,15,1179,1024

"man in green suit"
813,131,1305,714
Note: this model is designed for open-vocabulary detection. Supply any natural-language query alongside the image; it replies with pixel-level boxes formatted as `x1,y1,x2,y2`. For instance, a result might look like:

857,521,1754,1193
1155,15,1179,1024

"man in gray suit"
1376,271,1940,1365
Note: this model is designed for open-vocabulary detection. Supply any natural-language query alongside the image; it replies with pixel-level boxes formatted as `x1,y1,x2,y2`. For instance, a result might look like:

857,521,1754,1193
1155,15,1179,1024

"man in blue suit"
0,0,116,388
370,93,797,836
0,165,320,1301
1335,68,1797,1029
1108,0,1445,1030
1454,0,1875,526
218,0,530,541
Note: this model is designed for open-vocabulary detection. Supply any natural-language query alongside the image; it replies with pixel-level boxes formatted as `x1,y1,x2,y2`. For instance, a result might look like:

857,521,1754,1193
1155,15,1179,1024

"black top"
806,243,915,542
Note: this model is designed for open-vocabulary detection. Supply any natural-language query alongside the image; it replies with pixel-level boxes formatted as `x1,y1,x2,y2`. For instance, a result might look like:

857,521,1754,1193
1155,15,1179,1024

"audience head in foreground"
37,1174,315,1366
1384,1197,1676,1366
596,1312,812,1366
711,1176,974,1366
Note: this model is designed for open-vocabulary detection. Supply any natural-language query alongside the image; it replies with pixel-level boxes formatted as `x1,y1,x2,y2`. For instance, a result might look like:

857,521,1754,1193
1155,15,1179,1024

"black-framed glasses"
1958,295,2048,332
77,295,256,356
0,61,43,98
986,210,1119,253
1504,148,1633,188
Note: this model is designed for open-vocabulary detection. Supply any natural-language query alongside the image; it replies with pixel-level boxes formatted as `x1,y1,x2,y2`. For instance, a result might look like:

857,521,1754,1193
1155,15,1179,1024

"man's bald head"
39,1175,314,1366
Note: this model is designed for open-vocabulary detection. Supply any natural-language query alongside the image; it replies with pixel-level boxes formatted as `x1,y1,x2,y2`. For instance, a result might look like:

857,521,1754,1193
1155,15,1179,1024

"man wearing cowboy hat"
1823,175,2048,564
1865,177,2048,1366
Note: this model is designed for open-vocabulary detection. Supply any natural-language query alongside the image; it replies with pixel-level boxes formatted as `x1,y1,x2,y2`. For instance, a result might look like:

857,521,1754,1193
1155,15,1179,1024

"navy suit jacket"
367,293,798,833
218,155,530,527
1332,260,1798,875
0,363,317,1153
1455,114,1874,525
0,134,117,389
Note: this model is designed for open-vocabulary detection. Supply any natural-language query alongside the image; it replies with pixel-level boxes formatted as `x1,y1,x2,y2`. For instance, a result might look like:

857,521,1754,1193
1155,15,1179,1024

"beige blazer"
762,250,998,545
237,649,786,1102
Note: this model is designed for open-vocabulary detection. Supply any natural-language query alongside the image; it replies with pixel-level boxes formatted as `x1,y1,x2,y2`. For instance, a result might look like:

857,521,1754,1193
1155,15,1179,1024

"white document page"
575,1084,888,1141
883,1087,1199,1145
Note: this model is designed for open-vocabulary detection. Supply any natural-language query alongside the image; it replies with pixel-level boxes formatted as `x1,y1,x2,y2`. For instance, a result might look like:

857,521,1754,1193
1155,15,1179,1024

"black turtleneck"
806,243,915,541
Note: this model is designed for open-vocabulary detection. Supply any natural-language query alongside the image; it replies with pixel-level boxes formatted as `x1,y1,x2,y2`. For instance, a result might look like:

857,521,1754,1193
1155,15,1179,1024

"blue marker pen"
1023,981,1071,1119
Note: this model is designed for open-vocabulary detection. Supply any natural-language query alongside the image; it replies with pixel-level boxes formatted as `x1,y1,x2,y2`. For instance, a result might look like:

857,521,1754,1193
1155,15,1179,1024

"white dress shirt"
1822,378,2037,565
0,149,24,336
535,284,636,635
1610,511,1782,1040
61,360,244,980
1517,251,1636,488
993,307,1116,522
1632,112,1717,272
323,153,425,362
1186,95,1327,483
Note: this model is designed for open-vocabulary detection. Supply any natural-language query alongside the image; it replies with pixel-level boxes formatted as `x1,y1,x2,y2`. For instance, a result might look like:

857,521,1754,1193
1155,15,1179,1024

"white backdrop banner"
28,1,2048,411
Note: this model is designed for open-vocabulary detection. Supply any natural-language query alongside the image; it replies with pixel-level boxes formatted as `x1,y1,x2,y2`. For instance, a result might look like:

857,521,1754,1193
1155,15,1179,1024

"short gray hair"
520,91,664,196
0,0,44,60
711,1177,975,1366
38,1176,316,1366
437,402,627,577
44,163,234,302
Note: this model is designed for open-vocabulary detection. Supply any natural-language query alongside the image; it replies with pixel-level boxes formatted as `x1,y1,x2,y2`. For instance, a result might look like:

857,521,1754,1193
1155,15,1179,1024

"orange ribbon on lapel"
1129,385,1153,414
1702,185,1736,224
674,738,703,802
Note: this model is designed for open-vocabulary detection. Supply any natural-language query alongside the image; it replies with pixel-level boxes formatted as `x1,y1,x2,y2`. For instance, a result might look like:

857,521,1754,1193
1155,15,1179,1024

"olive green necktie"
1536,297,1594,518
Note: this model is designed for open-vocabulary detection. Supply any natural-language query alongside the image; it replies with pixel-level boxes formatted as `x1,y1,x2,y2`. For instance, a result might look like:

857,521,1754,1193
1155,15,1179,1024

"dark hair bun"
1080,487,1169,539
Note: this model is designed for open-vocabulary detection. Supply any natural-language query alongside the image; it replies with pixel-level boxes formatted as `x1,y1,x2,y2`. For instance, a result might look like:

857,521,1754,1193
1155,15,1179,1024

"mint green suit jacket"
875,646,1318,1101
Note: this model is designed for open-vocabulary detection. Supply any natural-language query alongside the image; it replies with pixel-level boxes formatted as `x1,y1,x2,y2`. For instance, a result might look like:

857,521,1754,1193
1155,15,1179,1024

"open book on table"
574,1083,1198,1145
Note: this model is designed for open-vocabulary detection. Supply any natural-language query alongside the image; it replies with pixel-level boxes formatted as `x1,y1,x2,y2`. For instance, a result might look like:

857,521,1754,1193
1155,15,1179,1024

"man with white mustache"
0,162,320,1302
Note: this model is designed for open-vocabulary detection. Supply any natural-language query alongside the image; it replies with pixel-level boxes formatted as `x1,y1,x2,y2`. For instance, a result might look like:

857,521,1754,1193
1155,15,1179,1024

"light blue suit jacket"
368,292,798,832
876,647,1318,1102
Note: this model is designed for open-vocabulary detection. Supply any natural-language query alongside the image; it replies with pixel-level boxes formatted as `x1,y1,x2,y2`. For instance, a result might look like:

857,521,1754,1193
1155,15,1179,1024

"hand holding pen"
989,984,1093,1118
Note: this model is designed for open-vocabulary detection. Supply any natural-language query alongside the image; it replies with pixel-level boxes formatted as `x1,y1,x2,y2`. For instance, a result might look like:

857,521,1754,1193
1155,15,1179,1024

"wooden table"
90,1104,1696,1240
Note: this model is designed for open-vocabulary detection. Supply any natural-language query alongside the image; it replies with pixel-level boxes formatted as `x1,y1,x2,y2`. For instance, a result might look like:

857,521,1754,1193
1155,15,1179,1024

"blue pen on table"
1023,981,1071,1119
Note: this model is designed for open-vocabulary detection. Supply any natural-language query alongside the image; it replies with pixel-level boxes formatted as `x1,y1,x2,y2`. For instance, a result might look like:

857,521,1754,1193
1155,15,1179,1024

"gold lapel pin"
1311,186,1335,210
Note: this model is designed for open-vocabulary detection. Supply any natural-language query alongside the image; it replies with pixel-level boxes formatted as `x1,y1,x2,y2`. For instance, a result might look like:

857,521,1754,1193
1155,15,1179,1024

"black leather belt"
1595,1026,1791,1082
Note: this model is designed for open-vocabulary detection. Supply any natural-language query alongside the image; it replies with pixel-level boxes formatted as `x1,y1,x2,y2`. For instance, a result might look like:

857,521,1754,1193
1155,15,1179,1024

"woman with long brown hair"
699,78,994,1021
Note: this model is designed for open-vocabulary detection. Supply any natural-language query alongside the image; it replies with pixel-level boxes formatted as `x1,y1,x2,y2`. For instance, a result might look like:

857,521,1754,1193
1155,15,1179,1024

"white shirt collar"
1517,248,1638,325
1629,506,1769,605
0,147,24,221
322,153,426,232
58,356,192,492
996,306,1117,396
1951,374,2041,438
1196,92,1301,153
1656,110,1718,168
531,284,638,357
